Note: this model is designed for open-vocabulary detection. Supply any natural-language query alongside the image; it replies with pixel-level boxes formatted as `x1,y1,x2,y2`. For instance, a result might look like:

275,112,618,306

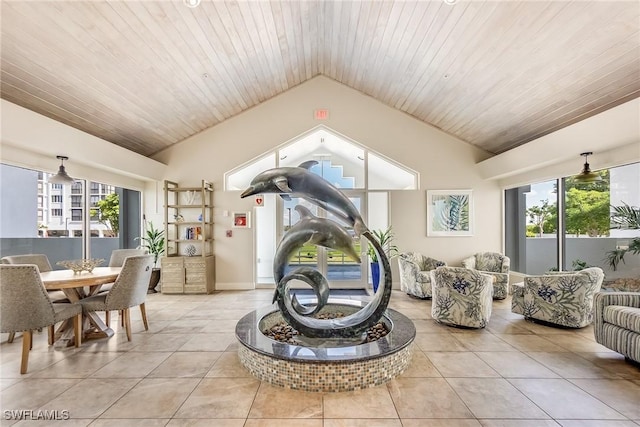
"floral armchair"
397,252,446,299
462,252,510,300
430,266,493,328
511,267,604,328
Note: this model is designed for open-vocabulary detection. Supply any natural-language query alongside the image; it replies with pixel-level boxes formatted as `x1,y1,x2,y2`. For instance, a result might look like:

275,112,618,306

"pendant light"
574,152,602,183
49,156,75,185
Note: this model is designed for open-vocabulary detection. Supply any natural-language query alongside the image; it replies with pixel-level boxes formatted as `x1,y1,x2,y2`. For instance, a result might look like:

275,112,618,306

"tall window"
0,163,141,268
505,162,640,278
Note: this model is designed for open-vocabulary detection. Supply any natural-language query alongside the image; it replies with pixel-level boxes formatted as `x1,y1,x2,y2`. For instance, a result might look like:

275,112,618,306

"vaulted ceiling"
1,1,639,158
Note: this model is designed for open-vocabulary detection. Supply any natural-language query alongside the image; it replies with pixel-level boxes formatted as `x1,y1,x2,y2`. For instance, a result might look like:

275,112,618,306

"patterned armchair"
462,252,510,299
397,252,446,299
511,267,604,328
593,292,640,363
430,266,493,328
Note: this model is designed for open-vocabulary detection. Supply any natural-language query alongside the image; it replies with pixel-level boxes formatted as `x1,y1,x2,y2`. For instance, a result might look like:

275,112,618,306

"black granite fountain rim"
235,298,416,363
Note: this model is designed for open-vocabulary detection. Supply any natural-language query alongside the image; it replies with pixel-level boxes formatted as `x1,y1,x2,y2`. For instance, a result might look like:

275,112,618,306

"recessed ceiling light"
443,0,457,4
184,0,201,8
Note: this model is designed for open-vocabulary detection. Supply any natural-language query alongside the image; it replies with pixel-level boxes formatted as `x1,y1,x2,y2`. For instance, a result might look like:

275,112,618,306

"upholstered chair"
511,267,604,328
1,254,53,272
430,266,493,328
593,292,640,363
461,252,510,300
1,254,68,343
102,248,148,326
0,265,82,374
398,252,446,299
78,255,153,341
108,249,147,267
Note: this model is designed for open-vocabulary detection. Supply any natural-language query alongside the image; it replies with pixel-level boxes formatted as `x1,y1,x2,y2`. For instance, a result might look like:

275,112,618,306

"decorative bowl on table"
57,258,105,274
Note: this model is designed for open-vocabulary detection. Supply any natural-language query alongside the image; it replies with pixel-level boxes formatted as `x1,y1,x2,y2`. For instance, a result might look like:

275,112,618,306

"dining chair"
1,254,68,343
0,265,82,374
102,249,147,328
78,254,153,341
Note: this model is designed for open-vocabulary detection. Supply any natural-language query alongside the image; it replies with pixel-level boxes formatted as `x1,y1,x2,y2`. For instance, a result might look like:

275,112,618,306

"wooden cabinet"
161,255,215,294
162,180,215,294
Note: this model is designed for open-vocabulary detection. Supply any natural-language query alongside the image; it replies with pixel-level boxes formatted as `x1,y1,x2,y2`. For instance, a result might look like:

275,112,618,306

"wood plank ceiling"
1,0,639,157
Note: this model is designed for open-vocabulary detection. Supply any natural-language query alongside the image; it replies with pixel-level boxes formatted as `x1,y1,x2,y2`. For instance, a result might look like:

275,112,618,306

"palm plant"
367,226,399,263
137,221,165,268
606,202,640,270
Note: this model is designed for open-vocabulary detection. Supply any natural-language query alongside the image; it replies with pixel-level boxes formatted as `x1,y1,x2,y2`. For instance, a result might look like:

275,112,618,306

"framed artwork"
232,212,251,228
427,190,473,236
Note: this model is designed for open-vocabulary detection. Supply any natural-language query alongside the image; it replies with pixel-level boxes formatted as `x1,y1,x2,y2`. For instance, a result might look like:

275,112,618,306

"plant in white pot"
137,221,165,293
366,226,399,293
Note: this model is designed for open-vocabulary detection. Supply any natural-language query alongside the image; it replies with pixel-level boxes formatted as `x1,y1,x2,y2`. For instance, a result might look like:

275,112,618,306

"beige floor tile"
100,378,199,418
475,352,560,378
166,420,245,427
173,377,260,419
397,308,431,320
90,352,172,378
410,319,449,333
556,421,638,427
569,379,640,419
526,352,620,379
243,420,323,427
425,352,500,378
11,419,92,426
29,353,121,379
575,353,640,380
486,319,532,335
478,421,560,427
1,349,78,378
37,378,138,419
399,348,442,377
89,420,169,426
1,378,79,411
181,309,252,320
414,333,468,352
200,319,243,333
387,377,474,418
129,334,193,352
205,352,252,378
177,333,236,352
323,385,398,418
0,378,22,390
78,332,143,353
494,334,566,352
539,334,616,353
248,383,322,418
509,378,626,419
447,378,549,419
149,352,222,378
400,421,482,427
324,420,403,427
160,319,210,334
452,333,517,352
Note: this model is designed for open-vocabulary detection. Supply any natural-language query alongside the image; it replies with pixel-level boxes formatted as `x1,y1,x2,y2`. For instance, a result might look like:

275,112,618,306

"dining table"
41,266,121,347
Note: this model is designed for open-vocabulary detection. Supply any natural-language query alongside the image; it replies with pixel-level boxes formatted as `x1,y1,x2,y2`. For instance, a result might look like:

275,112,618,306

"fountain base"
235,299,416,392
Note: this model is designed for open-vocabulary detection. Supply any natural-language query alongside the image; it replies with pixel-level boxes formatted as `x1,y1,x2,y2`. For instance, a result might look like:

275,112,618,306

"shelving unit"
162,179,215,294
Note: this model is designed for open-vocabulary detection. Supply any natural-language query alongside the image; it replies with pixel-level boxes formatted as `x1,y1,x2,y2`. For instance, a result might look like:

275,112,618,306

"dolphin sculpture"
240,160,368,236
272,205,361,308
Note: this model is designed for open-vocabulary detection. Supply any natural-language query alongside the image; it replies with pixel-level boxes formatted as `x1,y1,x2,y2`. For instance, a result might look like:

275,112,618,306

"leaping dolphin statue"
240,160,369,236
273,205,361,307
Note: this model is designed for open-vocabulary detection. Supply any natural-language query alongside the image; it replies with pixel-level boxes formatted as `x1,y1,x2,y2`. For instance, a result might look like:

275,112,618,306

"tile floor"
1,289,639,426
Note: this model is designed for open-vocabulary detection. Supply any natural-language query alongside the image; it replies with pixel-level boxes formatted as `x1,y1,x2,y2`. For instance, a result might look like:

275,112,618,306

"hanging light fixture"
49,156,75,185
574,152,602,183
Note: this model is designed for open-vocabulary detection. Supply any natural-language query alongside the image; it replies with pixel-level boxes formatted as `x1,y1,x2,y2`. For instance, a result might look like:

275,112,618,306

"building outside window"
505,162,640,280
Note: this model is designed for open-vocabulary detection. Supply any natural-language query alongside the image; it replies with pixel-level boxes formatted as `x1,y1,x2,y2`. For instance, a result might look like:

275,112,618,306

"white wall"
151,76,502,289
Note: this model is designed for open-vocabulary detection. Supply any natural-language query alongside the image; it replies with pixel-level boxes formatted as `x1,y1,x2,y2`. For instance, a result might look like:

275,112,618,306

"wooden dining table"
41,267,121,347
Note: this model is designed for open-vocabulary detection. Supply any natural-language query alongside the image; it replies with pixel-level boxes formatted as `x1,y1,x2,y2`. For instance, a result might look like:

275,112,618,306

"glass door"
281,192,366,289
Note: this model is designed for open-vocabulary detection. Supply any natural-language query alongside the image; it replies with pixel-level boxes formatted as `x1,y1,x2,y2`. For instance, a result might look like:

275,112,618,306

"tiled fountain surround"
235,299,416,392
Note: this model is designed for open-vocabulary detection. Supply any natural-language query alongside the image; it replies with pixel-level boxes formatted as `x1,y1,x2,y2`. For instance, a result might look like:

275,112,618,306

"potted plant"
606,202,640,270
367,226,399,292
137,221,165,293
